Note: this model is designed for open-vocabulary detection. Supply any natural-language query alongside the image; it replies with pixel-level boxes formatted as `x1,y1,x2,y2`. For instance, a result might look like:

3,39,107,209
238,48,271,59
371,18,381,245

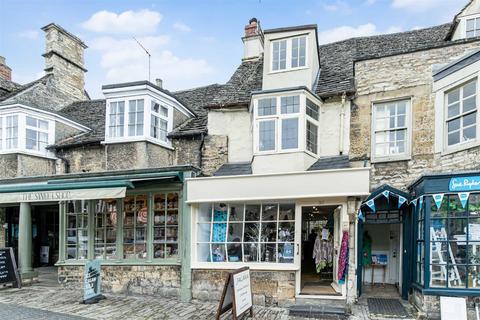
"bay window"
445,79,477,147
0,113,53,156
254,93,320,155
372,99,410,161
271,36,307,72
150,101,169,142
196,202,295,264
108,101,125,138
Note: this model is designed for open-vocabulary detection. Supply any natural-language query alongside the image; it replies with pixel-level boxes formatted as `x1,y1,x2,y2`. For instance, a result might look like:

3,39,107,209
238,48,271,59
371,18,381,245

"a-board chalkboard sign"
82,260,105,304
216,267,253,320
0,247,21,288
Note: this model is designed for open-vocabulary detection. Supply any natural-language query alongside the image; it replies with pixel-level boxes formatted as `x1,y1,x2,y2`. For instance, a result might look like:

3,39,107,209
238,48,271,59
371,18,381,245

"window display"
153,193,179,259
123,195,148,259
66,200,89,260
196,202,295,264
94,199,117,260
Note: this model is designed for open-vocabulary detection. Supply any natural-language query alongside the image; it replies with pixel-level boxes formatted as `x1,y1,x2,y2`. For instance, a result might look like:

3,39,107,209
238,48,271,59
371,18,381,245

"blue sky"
0,0,467,98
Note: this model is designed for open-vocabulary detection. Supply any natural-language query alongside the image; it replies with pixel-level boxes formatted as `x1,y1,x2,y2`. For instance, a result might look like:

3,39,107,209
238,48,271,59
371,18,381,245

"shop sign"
449,176,480,192
0,247,21,288
216,267,253,320
82,260,104,304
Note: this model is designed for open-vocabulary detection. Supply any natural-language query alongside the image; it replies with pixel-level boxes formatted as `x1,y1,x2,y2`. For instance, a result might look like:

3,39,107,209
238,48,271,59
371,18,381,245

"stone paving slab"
0,285,417,320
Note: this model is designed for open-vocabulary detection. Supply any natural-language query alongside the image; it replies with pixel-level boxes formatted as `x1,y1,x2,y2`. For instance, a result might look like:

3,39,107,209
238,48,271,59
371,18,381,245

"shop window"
94,200,118,260
372,99,410,161
123,195,148,259
66,200,89,260
428,194,480,289
415,200,425,286
153,193,179,259
196,202,295,264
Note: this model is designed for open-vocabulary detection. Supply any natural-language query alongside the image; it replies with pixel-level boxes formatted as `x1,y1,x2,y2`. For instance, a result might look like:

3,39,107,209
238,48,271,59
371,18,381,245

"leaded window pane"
258,98,276,116
281,118,298,149
259,120,275,151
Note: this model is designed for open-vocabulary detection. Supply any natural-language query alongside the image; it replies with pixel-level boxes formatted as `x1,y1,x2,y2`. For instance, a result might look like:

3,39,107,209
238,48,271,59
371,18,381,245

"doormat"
367,298,409,318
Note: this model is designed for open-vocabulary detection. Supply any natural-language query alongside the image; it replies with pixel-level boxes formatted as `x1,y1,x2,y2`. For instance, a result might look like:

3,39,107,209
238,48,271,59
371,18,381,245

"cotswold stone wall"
192,269,295,307
172,136,202,168
411,289,479,319
0,154,56,179
58,265,181,297
56,145,106,174
201,135,228,176
352,41,480,190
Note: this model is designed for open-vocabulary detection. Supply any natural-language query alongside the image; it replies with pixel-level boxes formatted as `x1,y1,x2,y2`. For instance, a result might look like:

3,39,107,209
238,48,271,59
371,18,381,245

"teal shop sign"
82,260,105,304
449,176,480,192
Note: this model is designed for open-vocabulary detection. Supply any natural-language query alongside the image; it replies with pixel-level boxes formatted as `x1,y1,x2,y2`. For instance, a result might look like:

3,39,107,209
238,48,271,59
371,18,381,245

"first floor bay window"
196,202,295,264
26,116,48,151
108,101,125,138
6,115,18,149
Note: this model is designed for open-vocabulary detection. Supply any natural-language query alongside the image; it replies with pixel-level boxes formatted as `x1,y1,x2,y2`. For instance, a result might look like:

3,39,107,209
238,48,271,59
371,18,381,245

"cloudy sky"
0,0,467,98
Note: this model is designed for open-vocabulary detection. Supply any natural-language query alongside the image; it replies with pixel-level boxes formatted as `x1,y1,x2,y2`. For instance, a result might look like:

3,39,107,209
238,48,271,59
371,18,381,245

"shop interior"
6,204,59,269
362,213,402,297
300,205,340,296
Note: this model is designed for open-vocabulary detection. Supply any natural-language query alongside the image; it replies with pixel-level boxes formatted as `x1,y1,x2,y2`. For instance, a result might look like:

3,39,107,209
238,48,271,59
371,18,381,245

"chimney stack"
41,23,88,101
0,56,12,81
155,78,163,88
242,18,264,60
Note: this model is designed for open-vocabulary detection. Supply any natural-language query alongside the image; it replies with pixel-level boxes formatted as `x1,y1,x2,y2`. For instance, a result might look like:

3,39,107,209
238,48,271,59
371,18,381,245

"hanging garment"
337,230,349,283
313,235,334,272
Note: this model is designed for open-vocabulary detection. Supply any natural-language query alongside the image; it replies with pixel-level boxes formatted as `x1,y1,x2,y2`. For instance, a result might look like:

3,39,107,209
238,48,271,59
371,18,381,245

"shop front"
186,167,370,306
408,172,480,318
0,166,197,301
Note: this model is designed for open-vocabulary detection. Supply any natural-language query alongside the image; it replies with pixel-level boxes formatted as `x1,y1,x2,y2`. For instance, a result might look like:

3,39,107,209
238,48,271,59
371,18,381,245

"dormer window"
466,17,480,38
253,91,319,156
102,81,195,148
0,112,54,157
271,36,307,72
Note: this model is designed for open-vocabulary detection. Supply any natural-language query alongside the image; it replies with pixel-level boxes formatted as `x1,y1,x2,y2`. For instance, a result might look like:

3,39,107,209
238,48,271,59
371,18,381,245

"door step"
289,304,347,319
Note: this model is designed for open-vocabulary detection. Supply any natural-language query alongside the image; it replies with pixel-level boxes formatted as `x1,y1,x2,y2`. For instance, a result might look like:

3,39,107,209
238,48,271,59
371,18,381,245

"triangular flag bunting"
366,199,376,213
419,196,423,211
459,192,470,209
382,190,390,200
432,194,444,210
398,196,407,209
411,198,418,207
358,210,365,222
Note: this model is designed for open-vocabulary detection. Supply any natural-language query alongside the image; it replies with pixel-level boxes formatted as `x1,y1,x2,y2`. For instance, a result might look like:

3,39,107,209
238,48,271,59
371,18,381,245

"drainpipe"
339,91,346,155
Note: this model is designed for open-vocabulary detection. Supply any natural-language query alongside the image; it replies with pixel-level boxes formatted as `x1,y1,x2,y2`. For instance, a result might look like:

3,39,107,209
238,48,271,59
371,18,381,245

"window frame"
443,78,479,150
465,14,480,39
0,112,55,157
370,97,412,163
193,202,297,270
270,35,308,73
150,99,170,143
104,96,174,148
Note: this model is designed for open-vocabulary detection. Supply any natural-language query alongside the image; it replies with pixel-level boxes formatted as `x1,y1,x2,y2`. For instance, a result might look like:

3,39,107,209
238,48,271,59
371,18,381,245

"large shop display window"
416,194,480,290
196,203,295,264
64,192,179,263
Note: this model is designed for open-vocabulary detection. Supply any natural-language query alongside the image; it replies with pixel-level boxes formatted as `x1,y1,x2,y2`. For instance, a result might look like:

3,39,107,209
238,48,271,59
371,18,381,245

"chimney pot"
155,78,163,88
0,56,12,81
245,17,260,37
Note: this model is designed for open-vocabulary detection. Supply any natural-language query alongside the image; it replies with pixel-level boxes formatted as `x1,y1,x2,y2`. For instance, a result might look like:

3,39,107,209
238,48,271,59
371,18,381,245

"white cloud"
90,35,213,90
173,21,191,33
322,1,352,14
17,30,39,40
81,9,162,34
392,0,457,12
318,23,402,44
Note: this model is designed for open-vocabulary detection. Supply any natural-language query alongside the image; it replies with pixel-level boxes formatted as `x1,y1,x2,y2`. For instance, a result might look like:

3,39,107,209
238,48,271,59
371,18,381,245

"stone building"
2,1,480,318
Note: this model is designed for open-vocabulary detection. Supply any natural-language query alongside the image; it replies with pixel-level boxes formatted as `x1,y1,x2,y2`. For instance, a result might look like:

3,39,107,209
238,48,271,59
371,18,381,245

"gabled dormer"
102,81,195,148
448,0,480,40
262,25,320,91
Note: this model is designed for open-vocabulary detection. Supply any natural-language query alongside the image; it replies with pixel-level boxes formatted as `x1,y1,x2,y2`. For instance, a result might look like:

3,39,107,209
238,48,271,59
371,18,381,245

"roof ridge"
173,83,221,94
0,73,53,103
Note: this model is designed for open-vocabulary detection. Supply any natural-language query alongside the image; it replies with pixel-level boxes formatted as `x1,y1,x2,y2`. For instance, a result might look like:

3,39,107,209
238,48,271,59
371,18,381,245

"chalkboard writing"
83,260,103,303
0,247,21,288
216,267,253,320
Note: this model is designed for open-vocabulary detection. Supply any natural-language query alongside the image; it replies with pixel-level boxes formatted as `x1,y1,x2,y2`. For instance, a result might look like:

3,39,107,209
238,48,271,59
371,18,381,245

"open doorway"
300,205,341,296
32,205,59,268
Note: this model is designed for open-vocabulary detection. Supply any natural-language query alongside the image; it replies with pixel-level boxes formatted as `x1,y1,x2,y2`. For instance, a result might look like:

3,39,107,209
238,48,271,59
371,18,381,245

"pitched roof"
208,58,263,108
53,99,106,148
213,162,253,176
0,78,22,100
169,84,223,137
308,155,350,171
315,23,477,97
445,0,474,40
